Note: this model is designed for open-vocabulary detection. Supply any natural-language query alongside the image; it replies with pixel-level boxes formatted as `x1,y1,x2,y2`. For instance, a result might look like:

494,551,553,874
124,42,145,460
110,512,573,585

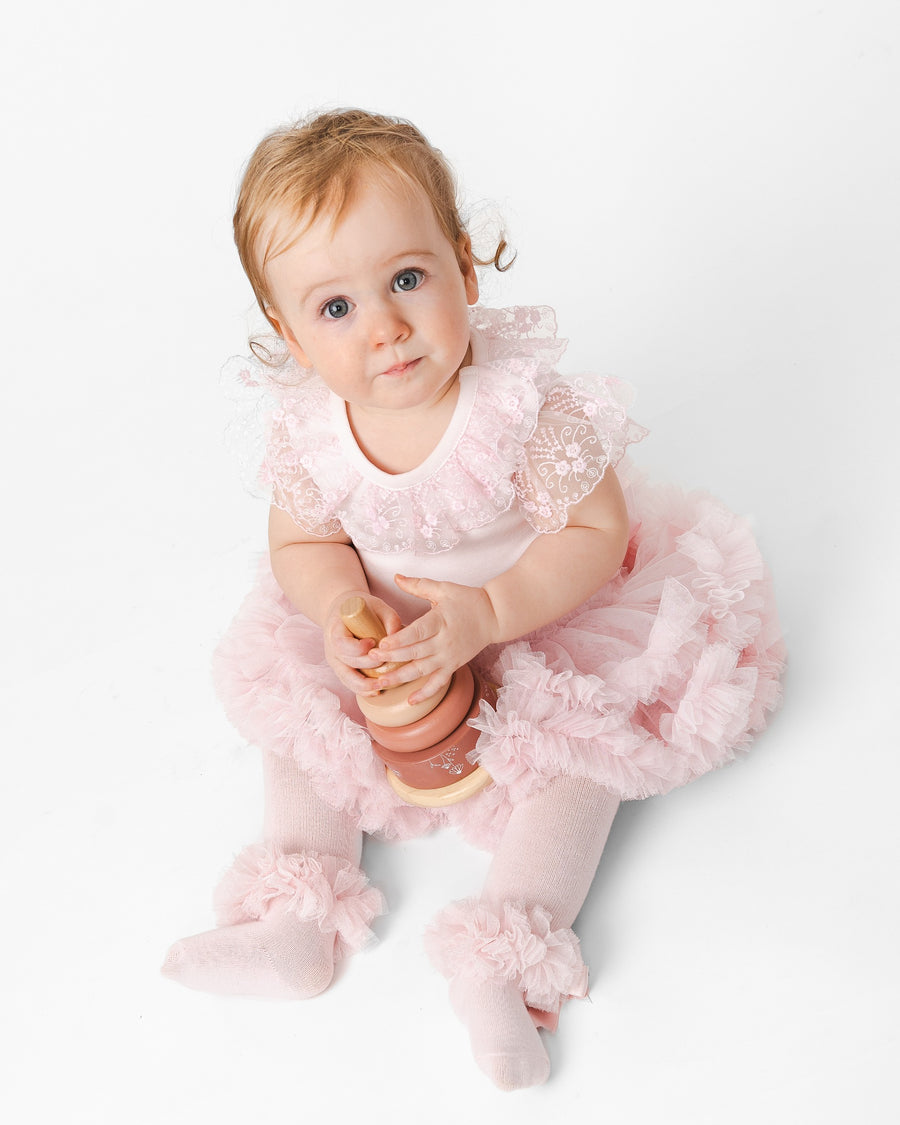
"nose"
367,298,410,347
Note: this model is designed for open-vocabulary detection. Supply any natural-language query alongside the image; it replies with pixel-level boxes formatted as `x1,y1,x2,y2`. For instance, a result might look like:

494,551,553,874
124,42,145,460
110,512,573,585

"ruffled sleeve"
221,344,353,537
262,383,346,536
469,306,648,533
515,375,648,533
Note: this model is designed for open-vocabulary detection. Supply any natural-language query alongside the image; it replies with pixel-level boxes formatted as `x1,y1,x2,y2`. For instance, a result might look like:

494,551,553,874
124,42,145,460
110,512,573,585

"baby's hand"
367,575,499,704
323,592,403,696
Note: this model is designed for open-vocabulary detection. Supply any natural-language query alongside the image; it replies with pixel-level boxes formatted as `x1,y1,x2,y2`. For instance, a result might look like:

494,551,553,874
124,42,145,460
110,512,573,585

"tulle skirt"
213,462,785,850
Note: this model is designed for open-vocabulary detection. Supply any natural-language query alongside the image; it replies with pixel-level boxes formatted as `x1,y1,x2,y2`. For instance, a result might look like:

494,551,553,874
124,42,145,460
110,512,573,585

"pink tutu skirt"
213,462,785,850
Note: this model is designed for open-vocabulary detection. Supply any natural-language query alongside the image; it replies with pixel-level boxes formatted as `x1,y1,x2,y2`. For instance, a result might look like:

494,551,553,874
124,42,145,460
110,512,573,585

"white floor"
3,3,898,1123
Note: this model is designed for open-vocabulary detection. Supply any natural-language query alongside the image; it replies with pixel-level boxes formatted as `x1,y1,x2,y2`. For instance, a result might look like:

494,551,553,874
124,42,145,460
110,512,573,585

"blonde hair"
233,108,513,334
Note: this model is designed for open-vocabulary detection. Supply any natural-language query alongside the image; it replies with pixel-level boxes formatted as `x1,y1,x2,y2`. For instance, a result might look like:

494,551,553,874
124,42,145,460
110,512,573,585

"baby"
163,109,784,1091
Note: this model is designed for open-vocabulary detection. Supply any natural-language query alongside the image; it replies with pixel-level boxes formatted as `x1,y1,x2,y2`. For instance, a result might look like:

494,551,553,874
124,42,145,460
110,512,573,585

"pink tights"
163,756,617,1090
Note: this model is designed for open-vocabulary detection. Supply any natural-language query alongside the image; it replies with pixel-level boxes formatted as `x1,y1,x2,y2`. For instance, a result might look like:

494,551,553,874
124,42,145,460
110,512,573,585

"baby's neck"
346,376,461,475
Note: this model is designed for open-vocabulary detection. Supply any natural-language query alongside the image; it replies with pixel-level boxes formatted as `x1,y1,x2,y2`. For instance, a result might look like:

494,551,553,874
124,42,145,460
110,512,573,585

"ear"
266,307,313,368
457,234,480,305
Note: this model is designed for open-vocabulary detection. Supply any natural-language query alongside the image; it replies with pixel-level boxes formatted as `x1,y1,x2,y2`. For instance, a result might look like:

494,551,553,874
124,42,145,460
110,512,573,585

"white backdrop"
2,2,898,1122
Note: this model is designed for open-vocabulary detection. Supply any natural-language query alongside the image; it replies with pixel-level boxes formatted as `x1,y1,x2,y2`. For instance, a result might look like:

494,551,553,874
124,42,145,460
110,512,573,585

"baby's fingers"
331,631,375,665
367,597,404,638
405,667,455,707
324,649,389,696
372,633,433,668
372,614,439,663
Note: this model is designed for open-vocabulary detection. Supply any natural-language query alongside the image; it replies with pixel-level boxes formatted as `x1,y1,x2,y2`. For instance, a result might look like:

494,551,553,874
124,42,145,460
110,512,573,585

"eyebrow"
299,250,440,305
388,250,439,262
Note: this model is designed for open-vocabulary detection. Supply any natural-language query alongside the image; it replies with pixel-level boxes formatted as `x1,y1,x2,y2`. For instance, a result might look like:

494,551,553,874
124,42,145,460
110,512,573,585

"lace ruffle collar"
233,306,642,554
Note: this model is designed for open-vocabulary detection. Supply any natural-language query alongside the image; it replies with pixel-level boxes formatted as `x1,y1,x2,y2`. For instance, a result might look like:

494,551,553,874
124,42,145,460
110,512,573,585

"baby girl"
163,108,784,1091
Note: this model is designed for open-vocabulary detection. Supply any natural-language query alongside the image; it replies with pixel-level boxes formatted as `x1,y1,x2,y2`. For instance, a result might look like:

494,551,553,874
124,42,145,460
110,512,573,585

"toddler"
163,108,784,1091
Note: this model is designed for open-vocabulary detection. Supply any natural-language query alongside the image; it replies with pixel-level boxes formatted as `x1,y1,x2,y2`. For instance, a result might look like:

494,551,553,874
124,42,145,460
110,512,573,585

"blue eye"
393,269,424,293
323,297,351,319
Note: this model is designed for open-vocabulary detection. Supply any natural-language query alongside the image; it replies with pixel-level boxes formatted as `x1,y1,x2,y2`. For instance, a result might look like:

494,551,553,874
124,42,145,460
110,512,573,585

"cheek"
446,301,473,353
313,334,359,376
427,288,469,341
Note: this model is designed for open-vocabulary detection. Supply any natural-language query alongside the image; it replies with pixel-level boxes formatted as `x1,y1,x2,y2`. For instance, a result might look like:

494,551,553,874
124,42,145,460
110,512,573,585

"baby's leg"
162,752,381,999
427,776,618,1090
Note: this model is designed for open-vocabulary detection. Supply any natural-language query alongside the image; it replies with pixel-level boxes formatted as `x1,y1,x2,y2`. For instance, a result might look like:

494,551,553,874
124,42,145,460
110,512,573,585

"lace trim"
515,378,648,532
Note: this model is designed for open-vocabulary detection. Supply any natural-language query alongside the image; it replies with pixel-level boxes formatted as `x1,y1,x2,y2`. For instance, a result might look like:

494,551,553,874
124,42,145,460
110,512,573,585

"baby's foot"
161,911,335,1000
449,976,550,1091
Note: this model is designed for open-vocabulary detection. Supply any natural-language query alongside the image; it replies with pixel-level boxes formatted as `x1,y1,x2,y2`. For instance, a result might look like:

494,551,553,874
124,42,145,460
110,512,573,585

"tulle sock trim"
213,843,385,960
425,898,588,1014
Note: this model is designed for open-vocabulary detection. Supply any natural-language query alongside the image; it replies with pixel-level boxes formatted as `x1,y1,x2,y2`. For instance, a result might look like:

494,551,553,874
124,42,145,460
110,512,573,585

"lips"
379,358,421,377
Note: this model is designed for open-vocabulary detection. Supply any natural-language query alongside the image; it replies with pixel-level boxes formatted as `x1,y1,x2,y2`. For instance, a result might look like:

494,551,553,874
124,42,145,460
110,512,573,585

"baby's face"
264,175,479,421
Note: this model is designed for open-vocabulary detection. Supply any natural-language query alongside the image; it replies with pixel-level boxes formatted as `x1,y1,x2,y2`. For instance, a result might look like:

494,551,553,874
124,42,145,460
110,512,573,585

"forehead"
264,175,449,283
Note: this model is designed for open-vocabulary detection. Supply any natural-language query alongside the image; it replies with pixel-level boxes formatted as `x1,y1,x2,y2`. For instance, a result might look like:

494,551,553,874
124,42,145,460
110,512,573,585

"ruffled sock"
163,844,384,1001
448,975,550,1090
426,898,589,1091
161,909,336,999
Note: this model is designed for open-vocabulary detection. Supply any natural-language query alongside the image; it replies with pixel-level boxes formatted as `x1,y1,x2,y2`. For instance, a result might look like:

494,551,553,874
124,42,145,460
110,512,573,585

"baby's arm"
371,468,630,704
268,505,402,695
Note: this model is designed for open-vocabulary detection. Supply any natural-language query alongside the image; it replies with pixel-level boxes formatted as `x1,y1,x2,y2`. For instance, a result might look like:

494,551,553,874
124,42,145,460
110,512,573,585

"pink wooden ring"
364,665,475,752
371,673,496,790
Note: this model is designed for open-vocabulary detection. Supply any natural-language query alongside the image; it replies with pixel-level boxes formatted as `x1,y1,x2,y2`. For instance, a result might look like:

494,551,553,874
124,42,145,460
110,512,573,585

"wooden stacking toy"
340,596,495,808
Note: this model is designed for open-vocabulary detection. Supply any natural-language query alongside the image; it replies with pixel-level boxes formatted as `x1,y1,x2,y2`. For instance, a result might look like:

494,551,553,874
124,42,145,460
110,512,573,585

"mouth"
379,358,421,377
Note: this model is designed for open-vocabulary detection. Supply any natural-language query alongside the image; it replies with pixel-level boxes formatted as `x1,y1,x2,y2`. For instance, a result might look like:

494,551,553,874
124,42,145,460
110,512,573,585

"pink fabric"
424,898,588,1014
213,305,785,846
214,844,385,960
